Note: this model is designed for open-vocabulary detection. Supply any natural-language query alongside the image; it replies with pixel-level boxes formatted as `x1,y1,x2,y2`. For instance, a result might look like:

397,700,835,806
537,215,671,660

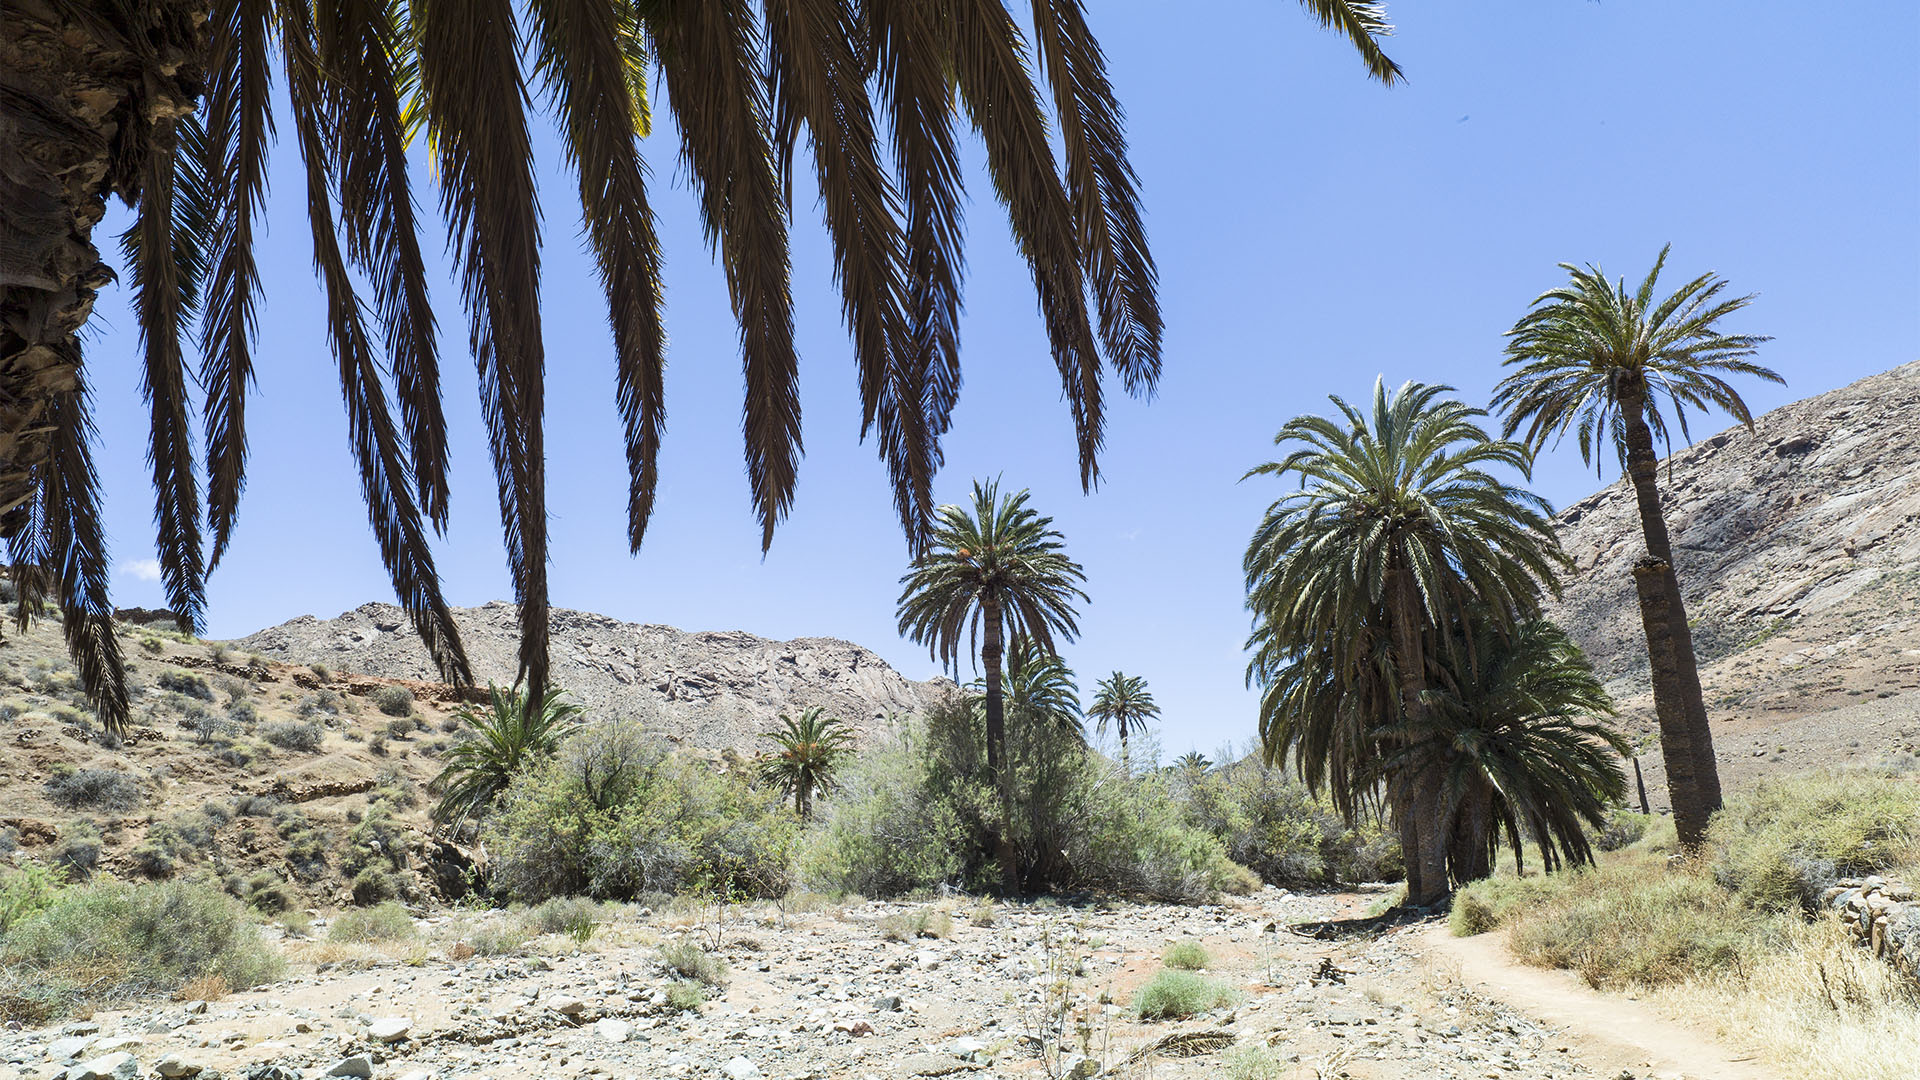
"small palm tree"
1087,671,1159,771
1493,246,1779,847
897,479,1087,893
758,706,854,819
432,685,583,829
1172,751,1212,779
978,638,1083,741
1243,378,1567,905
1380,618,1627,884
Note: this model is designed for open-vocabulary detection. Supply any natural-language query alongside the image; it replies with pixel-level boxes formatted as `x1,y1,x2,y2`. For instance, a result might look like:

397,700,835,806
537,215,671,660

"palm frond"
413,0,551,700
1293,0,1404,86
528,0,669,552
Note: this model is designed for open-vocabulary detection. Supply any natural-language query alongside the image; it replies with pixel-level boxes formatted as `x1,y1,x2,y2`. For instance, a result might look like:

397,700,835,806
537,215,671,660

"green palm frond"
971,638,1083,739
1493,244,1782,472
433,684,584,829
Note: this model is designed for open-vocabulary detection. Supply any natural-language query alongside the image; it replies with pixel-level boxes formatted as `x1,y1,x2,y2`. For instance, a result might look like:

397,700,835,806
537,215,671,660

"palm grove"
1245,252,1777,906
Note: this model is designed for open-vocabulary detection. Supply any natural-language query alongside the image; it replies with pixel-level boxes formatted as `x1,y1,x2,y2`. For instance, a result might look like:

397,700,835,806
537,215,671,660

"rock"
547,995,586,1016
395,1072,435,1080
326,1056,374,1079
155,1054,205,1078
367,1016,412,1043
949,1037,988,1062
184,1001,210,1015
894,1053,972,1077
833,1019,874,1037
721,1057,762,1080
874,994,904,1011
67,1052,138,1080
595,1018,632,1043
45,1035,93,1061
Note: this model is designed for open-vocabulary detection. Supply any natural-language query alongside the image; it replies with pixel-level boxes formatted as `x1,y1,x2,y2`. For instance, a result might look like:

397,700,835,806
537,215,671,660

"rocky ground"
0,889,1655,1080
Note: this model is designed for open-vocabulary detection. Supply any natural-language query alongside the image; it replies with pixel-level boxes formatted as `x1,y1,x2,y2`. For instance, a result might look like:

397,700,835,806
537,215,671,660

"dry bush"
176,973,228,1002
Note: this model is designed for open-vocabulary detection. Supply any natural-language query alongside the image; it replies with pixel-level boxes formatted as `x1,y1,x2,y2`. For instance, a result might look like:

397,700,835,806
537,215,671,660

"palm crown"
432,684,584,829
1492,244,1781,468
3,2,1401,733
974,638,1083,739
1087,670,1158,759
758,706,855,819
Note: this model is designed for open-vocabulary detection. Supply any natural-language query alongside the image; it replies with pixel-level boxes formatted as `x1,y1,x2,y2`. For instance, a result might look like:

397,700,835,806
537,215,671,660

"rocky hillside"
1545,361,1920,799
238,602,948,754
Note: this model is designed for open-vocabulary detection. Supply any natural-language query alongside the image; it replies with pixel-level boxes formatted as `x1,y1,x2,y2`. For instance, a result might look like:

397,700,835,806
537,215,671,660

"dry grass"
175,974,228,1002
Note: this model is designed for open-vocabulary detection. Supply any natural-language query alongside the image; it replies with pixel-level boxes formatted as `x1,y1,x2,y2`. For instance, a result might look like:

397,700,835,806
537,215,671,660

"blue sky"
83,1,1918,758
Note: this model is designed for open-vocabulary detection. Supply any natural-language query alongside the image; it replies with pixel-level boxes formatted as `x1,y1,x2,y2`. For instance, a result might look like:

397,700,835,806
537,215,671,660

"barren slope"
1544,361,1920,801
238,602,948,754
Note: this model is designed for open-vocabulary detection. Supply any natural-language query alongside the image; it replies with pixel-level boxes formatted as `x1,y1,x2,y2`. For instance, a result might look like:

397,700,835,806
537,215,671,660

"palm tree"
1380,617,1627,884
1172,751,1212,777
1493,246,1779,847
897,478,1087,892
1087,671,1159,771
432,684,583,829
1243,378,1566,906
980,637,1084,740
0,4,1402,735
758,706,854,819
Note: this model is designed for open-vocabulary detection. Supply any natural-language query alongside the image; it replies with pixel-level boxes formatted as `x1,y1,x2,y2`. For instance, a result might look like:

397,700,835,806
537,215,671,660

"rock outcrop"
237,602,948,754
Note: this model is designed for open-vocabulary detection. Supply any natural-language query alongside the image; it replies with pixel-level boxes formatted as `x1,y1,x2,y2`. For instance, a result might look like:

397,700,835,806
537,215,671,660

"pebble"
368,1017,413,1043
594,1019,632,1043
326,1055,375,1078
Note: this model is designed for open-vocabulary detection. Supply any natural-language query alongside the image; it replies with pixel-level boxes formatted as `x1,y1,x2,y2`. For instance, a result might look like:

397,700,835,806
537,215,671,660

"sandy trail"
1420,925,1780,1080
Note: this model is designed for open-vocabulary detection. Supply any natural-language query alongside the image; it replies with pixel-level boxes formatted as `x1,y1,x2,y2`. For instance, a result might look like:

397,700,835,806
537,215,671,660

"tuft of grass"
1133,969,1239,1020
467,922,532,957
327,901,417,943
1708,772,1920,912
1161,939,1211,970
879,906,954,942
657,939,727,987
1224,1045,1287,1080
664,978,706,1012
968,899,997,927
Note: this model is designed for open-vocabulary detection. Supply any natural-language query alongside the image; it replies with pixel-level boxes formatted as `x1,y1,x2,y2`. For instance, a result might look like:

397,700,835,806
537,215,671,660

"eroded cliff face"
239,602,949,753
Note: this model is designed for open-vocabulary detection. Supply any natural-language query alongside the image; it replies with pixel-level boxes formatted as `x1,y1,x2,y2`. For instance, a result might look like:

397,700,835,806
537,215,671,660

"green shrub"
0,864,65,932
657,939,727,987
227,701,259,729
1162,940,1210,970
805,704,1246,901
139,637,164,655
1450,872,1571,937
1133,969,1238,1019
486,723,798,902
261,720,323,752
373,687,415,718
157,670,215,701
1224,1046,1288,1080
44,767,142,810
350,867,398,906
522,895,604,937
328,901,416,942
298,691,344,720
50,822,101,878
1175,756,1402,886
237,871,292,914
0,879,283,1019
1596,809,1654,852
309,663,331,682
385,717,414,739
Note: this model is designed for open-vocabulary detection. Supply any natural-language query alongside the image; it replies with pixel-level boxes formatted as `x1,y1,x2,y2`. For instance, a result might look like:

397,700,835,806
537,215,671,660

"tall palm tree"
1493,246,1779,847
1381,617,1627,884
1243,378,1566,906
897,478,1087,893
1087,670,1158,771
0,3,1402,735
758,706,854,819
432,684,583,829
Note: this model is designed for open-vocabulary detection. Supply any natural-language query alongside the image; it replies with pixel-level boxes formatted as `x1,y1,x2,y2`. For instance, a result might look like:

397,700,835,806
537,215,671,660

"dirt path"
1420,926,1780,1080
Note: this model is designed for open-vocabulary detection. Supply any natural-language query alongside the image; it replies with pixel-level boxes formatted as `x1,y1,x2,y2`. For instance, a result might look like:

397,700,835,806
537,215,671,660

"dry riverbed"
4,888,1682,1080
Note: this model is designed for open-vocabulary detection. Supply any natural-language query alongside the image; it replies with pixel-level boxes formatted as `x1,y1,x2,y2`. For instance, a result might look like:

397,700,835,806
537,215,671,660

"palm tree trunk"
0,3,203,536
981,597,1018,894
1618,381,1723,847
1118,725,1129,776
1387,567,1449,906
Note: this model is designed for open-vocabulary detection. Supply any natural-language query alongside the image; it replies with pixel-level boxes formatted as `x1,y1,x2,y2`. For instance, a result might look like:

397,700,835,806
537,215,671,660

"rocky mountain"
1544,361,1920,801
238,602,949,754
